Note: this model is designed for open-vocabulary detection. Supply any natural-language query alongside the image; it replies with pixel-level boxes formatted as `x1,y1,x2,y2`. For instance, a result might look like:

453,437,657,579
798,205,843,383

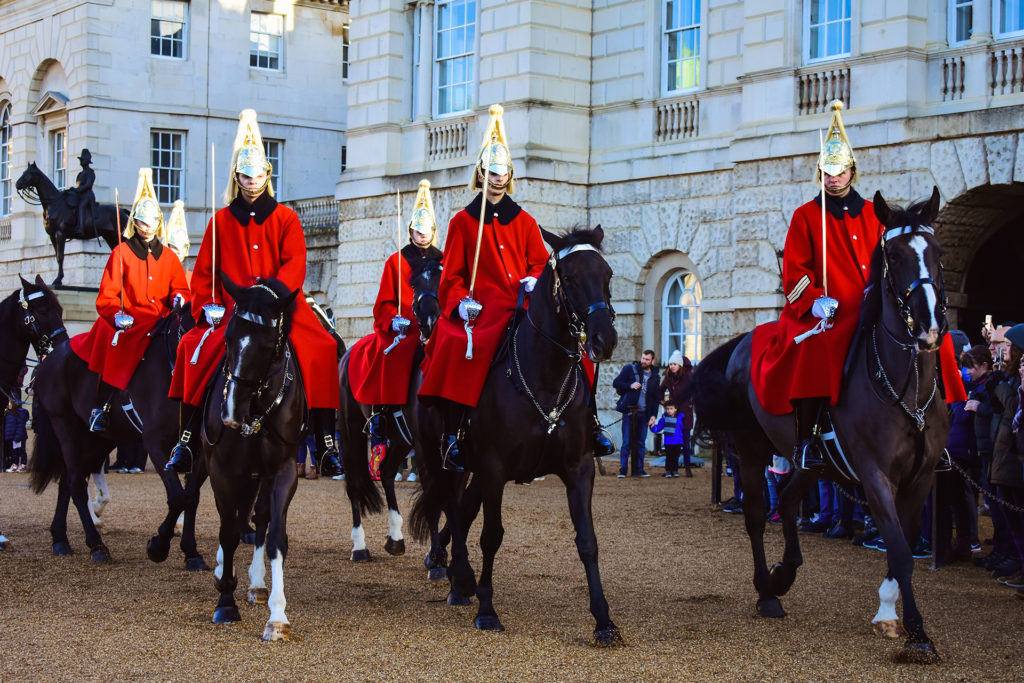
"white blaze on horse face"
249,543,267,591
268,549,288,626
872,577,900,624
908,235,940,345
351,524,366,552
388,510,404,542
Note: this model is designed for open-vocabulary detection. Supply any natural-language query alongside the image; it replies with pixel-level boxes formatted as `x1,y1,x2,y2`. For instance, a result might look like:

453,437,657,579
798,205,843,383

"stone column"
926,1,947,50
415,0,434,122
971,0,993,43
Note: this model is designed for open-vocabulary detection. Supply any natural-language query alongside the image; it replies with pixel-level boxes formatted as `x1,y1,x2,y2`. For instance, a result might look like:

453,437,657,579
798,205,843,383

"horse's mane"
234,278,297,341
0,290,28,391
559,227,605,252
151,300,194,337
410,254,442,280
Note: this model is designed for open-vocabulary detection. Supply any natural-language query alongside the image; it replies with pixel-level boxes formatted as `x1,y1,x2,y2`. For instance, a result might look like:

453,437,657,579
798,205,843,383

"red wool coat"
751,192,883,414
168,194,339,408
349,245,441,405
71,237,189,390
419,194,548,407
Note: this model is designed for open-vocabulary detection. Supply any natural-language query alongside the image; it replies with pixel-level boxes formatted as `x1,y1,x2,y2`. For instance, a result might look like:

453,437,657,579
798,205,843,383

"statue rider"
71,149,97,235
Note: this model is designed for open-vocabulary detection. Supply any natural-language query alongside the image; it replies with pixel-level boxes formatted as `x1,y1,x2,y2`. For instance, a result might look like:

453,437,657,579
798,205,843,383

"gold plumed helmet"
408,179,438,245
165,199,190,262
126,168,164,239
468,104,515,194
816,100,858,187
224,108,274,204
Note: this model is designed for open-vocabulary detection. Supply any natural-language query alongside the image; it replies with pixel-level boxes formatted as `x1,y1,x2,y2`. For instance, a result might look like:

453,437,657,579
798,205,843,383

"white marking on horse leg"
872,577,900,624
908,236,940,344
267,550,289,625
388,510,405,541
249,543,267,590
93,471,110,515
175,511,185,535
214,544,225,580
351,524,366,551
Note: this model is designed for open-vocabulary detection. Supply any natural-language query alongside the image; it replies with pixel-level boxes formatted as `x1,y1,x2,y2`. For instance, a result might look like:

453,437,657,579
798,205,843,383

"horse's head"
539,225,618,362
15,163,48,205
17,274,67,356
411,257,443,342
220,273,299,430
872,187,946,352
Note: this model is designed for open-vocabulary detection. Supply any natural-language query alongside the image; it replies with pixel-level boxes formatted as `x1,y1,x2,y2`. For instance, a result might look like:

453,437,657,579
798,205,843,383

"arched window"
0,104,11,216
661,270,702,362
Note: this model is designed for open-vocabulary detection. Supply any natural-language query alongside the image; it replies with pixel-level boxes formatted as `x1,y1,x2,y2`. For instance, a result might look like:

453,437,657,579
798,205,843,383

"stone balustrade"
942,53,967,100
990,40,1024,96
795,66,850,115
283,196,339,233
427,118,470,161
654,97,699,143
0,218,10,242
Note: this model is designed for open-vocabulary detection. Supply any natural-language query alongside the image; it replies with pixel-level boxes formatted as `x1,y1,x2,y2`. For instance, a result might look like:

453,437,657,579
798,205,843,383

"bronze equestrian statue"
15,149,128,286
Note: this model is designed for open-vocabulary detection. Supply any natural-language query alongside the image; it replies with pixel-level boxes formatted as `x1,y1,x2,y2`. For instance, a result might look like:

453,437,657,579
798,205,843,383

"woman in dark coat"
659,350,694,466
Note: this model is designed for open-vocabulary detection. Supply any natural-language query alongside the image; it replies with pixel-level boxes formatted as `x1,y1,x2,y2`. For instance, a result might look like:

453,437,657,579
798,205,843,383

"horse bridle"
879,224,948,341
20,288,66,356
550,244,616,357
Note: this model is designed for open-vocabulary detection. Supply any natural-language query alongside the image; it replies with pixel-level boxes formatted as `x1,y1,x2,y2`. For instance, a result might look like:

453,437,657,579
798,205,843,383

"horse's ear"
592,224,604,247
19,275,31,290
924,186,941,225
540,226,562,252
873,191,891,226
278,288,301,312
219,270,242,300
34,274,46,288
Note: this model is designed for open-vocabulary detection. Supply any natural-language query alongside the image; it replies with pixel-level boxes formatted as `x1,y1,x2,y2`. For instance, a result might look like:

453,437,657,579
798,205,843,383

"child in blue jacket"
649,402,690,477
5,399,29,472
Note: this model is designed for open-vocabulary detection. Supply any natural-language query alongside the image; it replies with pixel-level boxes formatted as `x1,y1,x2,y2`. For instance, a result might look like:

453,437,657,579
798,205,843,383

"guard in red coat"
348,180,442,440
71,168,189,432
419,105,549,469
165,109,342,476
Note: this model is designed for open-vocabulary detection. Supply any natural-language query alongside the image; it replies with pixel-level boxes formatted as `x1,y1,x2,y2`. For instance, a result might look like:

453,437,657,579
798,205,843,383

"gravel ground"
1,464,1021,681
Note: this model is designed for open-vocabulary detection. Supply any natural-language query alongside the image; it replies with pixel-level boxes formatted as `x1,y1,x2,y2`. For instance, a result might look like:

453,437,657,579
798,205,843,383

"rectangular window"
340,145,347,173
250,12,284,70
997,0,1024,36
263,139,282,195
51,129,67,190
342,22,350,80
151,0,187,58
434,0,476,117
150,130,185,203
663,0,701,94
806,0,851,62
0,106,11,216
949,0,973,44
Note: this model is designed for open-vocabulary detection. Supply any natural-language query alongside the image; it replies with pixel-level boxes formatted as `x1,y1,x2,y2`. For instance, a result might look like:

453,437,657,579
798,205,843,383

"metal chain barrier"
834,483,869,507
948,457,1024,514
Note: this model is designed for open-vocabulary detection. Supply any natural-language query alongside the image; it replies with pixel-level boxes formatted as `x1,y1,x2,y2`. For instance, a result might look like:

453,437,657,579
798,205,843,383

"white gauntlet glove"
519,276,537,293
811,296,838,320
172,293,186,310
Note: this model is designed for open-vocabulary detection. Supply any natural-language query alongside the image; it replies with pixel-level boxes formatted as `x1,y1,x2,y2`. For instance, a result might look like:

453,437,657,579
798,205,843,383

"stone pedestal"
53,286,100,338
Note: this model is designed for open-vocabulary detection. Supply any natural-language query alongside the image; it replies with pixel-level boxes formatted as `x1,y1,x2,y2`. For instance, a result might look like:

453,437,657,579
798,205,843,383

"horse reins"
20,288,66,356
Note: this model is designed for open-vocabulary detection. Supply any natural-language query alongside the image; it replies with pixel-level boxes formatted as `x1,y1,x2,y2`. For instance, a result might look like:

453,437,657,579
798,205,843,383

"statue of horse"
688,188,949,663
29,302,208,569
337,255,442,561
410,226,621,645
201,275,378,640
15,162,128,287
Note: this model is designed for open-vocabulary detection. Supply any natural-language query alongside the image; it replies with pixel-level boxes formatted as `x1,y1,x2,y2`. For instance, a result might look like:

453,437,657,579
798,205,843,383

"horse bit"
20,288,66,356
871,224,946,430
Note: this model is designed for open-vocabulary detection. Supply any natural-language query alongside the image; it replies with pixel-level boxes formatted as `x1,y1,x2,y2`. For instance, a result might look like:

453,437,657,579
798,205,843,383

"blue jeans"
619,411,648,475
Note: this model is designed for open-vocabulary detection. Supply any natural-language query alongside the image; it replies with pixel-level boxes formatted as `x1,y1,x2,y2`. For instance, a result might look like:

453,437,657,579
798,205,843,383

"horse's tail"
337,353,383,516
409,455,461,543
29,400,64,494
685,333,758,447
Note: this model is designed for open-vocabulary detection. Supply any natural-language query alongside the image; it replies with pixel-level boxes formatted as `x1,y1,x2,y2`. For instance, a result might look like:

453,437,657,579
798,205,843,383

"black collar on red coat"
401,243,443,265
228,191,278,226
813,188,865,220
125,233,164,260
464,193,522,225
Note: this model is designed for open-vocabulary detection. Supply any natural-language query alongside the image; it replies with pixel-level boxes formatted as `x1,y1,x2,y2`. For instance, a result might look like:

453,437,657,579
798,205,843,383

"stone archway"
934,181,1024,344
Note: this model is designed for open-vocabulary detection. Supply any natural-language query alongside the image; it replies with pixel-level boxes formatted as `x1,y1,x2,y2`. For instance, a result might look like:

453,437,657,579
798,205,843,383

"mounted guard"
165,199,192,274
70,168,189,432
166,109,343,476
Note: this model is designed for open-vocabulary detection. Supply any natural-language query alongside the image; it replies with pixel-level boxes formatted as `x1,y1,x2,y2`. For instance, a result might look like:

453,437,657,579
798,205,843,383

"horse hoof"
91,544,112,563
174,524,184,538
895,639,940,664
873,619,906,640
185,555,210,572
428,567,448,582
756,598,786,618
96,522,109,535
53,541,73,556
769,562,796,597
384,537,405,556
447,590,472,606
475,615,504,631
351,548,371,562
248,587,270,605
593,626,623,648
213,606,241,624
146,537,171,563
263,621,291,642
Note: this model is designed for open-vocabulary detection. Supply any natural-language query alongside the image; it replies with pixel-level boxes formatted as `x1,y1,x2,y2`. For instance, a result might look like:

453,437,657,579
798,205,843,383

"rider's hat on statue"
816,100,857,190
225,108,274,204
77,149,92,164
409,179,438,246
165,199,190,261
468,104,515,194
125,168,164,239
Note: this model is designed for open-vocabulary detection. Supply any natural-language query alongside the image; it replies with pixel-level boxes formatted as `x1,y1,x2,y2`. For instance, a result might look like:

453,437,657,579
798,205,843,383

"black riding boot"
936,448,952,472
89,383,116,432
794,397,825,472
441,401,467,472
593,413,616,458
166,404,200,473
365,410,385,442
311,408,343,477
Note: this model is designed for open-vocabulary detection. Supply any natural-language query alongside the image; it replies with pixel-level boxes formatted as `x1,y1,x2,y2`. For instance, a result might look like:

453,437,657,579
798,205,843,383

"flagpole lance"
111,187,133,346
386,188,409,355
203,142,225,328
820,128,828,299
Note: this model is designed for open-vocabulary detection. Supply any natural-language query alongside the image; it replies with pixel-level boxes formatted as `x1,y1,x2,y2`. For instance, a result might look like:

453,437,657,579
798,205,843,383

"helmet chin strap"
235,174,270,199
824,175,853,197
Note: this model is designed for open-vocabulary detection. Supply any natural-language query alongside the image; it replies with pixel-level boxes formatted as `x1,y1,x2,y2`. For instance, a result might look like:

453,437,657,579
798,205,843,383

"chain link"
948,457,1024,514
512,329,579,433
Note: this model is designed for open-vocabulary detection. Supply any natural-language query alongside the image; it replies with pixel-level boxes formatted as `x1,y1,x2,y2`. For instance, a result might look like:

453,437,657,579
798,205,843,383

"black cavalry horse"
0,275,68,400
338,255,442,561
202,275,376,640
689,189,950,663
410,226,621,645
15,163,127,286
29,302,209,568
